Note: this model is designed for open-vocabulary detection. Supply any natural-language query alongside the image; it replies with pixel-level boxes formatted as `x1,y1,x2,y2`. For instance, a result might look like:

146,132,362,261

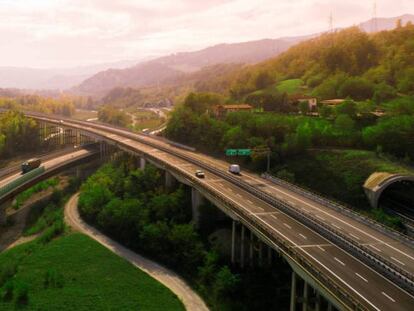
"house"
320,99,346,108
213,104,253,118
289,94,318,111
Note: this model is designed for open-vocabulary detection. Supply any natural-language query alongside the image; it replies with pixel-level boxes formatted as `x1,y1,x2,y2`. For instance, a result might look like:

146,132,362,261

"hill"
72,37,309,96
227,20,414,101
73,14,414,101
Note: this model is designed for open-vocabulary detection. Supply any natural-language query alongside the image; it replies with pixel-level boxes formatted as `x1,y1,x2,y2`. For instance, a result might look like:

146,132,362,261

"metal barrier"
0,166,45,199
262,173,414,248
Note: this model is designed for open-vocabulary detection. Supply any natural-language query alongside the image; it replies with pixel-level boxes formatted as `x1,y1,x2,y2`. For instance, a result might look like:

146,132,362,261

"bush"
13,280,29,306
1,281,14,302
0,262,17,287
43,269,64,289
38,219,65,244
339,77,374,101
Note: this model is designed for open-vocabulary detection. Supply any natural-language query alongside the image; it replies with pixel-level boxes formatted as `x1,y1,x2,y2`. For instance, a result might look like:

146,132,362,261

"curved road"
64,193,209,311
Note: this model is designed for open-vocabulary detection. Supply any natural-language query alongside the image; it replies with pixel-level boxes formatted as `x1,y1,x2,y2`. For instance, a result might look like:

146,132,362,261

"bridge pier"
240,225,246,268
231,220,237,263
140,157,146,170
290,271,297,311
191,188,204,227
165,171,176,189
0,199,11,225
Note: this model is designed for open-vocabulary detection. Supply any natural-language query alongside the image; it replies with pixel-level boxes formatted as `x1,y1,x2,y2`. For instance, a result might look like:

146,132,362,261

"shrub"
1,281,14,302
13,280,29,306
0,262,17,287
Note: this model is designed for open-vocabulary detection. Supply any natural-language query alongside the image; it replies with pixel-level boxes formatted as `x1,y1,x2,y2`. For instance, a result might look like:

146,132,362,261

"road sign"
226,149,238,156
237,149,251,156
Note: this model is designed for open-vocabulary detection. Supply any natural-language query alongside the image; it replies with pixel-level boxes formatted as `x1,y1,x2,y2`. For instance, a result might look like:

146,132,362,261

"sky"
0,0,413,68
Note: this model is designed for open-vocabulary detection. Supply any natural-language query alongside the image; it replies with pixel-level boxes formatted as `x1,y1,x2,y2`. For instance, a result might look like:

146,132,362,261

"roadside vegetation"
0,174,185,310
78,157,291,310
12,177,59,210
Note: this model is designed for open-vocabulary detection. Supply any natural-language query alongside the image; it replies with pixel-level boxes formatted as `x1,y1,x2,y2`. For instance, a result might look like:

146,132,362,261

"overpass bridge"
0,146,99,224
6,112,414,310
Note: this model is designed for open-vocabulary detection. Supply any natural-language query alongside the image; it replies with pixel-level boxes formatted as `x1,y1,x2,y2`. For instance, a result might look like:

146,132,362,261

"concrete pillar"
249,230,254,266
0,199,11,226
240,225,245,268
327,302,332,311
267,246,272,265
315,293,321,311
231,220,236,263
302,282,308,311
290,271,297,311
165,171,176,189
258,241,263,266
140,157,146,170
191,188,204,227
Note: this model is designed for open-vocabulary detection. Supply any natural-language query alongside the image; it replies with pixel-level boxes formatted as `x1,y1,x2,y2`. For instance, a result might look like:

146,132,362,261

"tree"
335,114,355,132
373,83,397,103
339,77,374,100
255,71,274,90
335,100,357,118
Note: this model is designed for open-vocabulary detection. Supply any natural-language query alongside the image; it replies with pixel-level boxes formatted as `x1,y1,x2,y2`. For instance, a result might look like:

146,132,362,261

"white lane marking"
236,193,242,198
382,292,395,302
334,257,346,266
284,223,292,229
370,245,382,252
245,174,414,262
299,234,307,240
350,233,361,240
391,257,406,266
331,223,342,230
355,273,368,283
271,215,278,221
315,215,325,221
288,200,296,206
317,245,325,252
247,200,253,204
248,213,381,311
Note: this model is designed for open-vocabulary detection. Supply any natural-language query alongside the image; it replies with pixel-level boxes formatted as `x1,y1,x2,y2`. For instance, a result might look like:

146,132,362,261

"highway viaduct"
2,111,414,310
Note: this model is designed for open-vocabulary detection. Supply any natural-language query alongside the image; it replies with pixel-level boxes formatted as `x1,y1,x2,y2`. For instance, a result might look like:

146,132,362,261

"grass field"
276,79,304,94
0,233,184,311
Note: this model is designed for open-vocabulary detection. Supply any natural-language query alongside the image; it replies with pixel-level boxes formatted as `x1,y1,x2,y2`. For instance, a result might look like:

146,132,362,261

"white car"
229,164,241,175
195,170,205,178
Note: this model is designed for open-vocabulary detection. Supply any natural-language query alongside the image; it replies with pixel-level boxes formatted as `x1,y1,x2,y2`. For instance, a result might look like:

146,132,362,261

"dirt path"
64,193,209,311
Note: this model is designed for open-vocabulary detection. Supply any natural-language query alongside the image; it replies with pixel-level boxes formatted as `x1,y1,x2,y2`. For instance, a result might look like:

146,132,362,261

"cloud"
0,0,412,67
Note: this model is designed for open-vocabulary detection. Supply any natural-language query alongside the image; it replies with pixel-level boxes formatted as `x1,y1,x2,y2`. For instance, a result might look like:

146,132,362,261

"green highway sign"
238,149,251,156
226,149,251,156
226,149,238,156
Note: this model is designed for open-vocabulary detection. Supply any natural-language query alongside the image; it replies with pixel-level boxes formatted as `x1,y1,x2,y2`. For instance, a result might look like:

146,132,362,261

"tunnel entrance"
378,180,414,221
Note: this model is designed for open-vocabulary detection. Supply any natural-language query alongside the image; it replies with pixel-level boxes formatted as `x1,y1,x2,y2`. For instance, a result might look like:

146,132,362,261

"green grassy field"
0,233,184,311
276,79,304,94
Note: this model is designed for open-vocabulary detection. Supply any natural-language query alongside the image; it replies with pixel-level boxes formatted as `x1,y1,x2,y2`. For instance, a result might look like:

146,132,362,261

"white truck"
229,164,241,175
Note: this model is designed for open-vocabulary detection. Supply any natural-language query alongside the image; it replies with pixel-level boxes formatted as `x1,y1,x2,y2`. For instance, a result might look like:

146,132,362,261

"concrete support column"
258,241,263,266
165,171,176,189
140,157,146,170
302,282,308,311
231,220,236,264
327,302,332,311
0,199,11,226
290,271,297,311
249,231,254,266
240,225,245,268
191,188,204,227
267,246,272,265
315,293,321,311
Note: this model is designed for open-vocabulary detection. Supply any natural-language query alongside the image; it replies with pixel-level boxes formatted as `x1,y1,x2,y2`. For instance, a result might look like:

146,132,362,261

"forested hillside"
228,22,414,100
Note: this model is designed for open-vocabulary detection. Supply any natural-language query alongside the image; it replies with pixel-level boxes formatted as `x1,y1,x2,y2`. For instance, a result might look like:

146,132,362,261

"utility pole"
372,0,378,33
